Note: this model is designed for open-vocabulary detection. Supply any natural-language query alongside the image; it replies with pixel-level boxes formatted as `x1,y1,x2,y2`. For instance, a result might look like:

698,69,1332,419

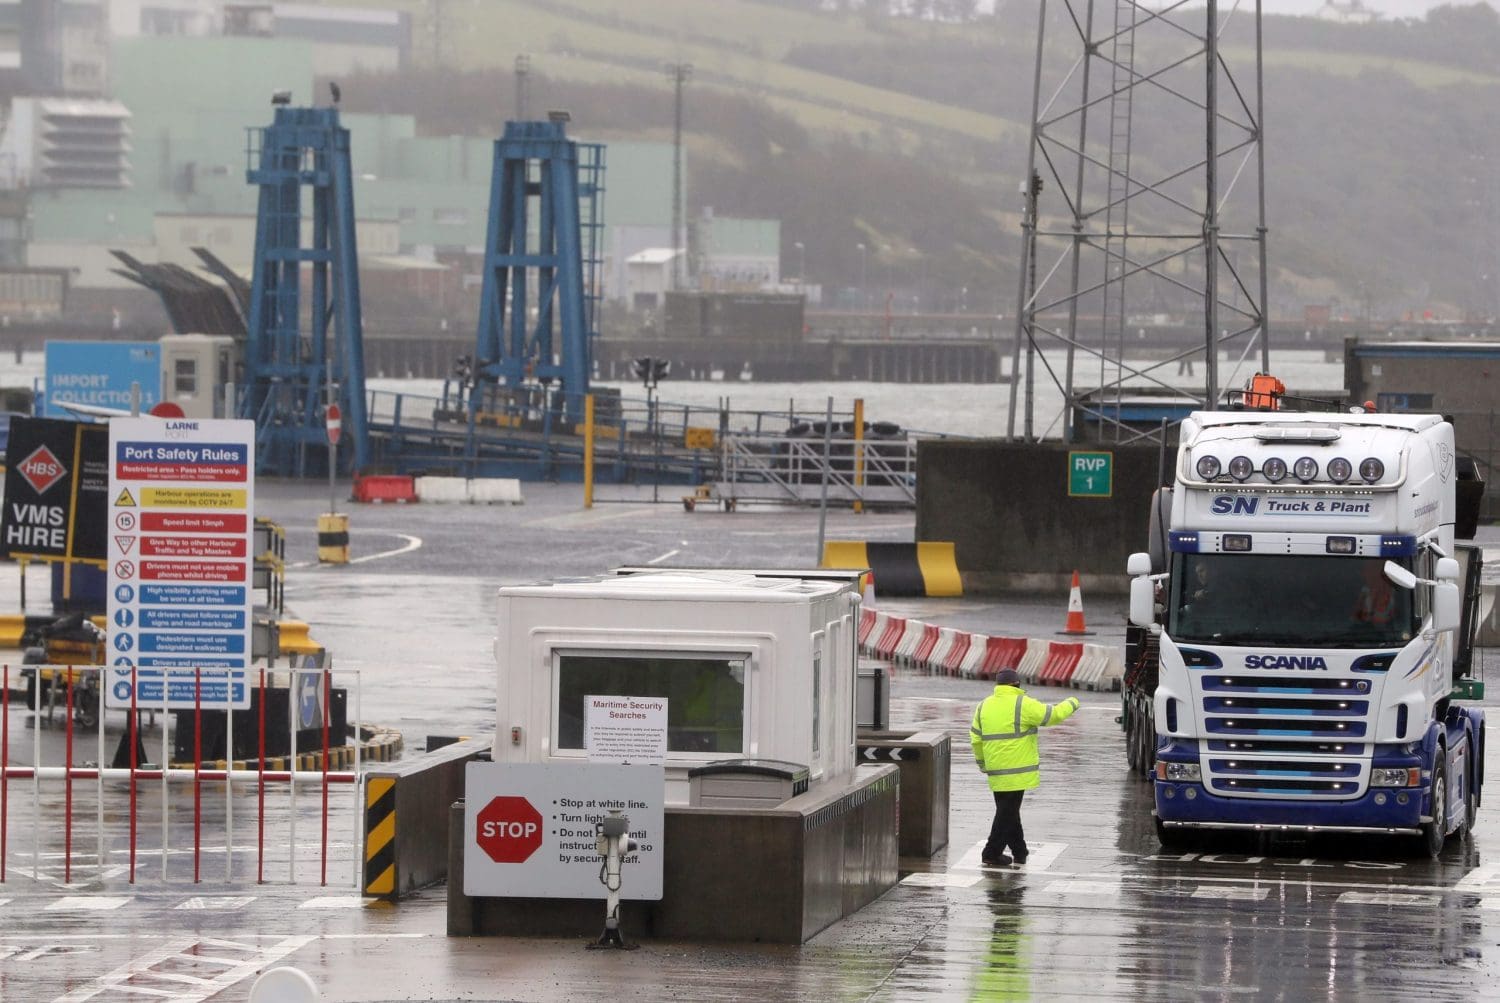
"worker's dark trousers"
983,790,1027,861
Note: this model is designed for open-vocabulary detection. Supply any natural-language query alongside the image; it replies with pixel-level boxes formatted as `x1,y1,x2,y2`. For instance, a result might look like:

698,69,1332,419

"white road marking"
646,548,680,565
43,897,130,911
299,895,379,909
0,898,10,908
1193,885,1270,901
289,533,423,569
1455,864,1500,893
52,935,315,1003
174,896,255,911
1044,879,1122,897
950,838,1066,873
1337,891,1440,906
525,506,652,529
347,533,422,565
902,872,983,888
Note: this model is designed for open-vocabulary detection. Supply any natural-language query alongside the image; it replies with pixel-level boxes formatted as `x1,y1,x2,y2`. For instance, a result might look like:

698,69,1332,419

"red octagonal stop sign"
474,795,544,864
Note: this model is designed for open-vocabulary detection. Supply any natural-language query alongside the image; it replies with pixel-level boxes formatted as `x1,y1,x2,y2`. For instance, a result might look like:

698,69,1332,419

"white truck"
1124,386,1485,855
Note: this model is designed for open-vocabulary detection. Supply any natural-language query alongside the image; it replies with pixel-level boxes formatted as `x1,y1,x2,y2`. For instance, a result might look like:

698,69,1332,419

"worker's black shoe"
1011,854,1028,866
981,854,1013,868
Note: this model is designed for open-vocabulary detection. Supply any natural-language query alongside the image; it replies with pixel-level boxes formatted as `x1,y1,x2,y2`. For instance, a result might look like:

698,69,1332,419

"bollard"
317,512,349,564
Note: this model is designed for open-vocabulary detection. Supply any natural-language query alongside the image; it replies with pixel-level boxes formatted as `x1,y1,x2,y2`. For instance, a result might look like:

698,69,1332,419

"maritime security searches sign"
463,762,665,900
105,418,255,711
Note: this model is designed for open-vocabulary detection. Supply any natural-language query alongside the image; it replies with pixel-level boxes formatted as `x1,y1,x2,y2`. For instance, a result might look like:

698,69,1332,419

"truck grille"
1197,676,1373,798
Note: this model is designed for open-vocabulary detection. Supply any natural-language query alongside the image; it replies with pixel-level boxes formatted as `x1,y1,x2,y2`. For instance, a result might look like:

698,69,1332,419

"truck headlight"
1155,761,1201,782
1370,767,1420,787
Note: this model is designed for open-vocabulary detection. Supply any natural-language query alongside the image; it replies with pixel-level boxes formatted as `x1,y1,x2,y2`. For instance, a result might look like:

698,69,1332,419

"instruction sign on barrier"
105,417,256,710
463,762,665,900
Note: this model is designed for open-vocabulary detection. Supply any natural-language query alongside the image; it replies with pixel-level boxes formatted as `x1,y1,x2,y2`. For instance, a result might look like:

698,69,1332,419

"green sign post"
1068,450,1113,498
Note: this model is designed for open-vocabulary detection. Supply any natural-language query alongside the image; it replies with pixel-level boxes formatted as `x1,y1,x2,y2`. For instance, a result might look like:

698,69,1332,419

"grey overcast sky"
1259,0,1496,15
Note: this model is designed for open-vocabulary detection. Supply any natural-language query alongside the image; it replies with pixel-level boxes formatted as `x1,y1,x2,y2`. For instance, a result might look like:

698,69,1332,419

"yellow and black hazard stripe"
317,513,350,564
364,775,396,898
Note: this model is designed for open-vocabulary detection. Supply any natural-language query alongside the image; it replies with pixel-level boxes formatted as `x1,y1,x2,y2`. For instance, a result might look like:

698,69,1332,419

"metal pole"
816,397,833,564
1061,0,1099,444
1008,0,1047,440
666,63,692,292
1204,0,1221,408
515,54,530,120
1254,0,1271,374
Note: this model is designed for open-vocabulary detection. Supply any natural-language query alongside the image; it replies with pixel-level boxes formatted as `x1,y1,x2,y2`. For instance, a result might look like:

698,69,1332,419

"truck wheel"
1464,781,1478,837
1141,723,1157,777
1125,706,1140,772
1420,755,1448,859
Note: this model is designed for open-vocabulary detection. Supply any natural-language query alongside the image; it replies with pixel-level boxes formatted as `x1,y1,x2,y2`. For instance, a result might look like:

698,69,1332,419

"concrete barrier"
1017,638,1049,684
857,731,950,858
363,737,491,900
909,623,941,670
822,541,963,597
957,633,989,678
353,474,417,504
892,619,926,666
414,476,523,504
448,764,900,944
979,636,1027,679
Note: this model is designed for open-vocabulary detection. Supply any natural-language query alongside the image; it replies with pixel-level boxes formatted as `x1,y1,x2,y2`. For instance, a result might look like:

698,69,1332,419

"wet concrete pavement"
0,480,1497,1000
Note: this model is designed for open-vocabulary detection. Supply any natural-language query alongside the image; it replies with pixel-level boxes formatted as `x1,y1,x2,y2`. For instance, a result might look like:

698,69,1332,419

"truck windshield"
1169,552,1415,648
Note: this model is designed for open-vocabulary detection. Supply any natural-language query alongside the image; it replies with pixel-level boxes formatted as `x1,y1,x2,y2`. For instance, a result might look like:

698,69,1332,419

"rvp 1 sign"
1067,450,1113,498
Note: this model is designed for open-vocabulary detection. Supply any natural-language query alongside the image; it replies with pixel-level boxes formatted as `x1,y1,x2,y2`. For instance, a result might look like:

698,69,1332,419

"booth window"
174,357,197,394
555,652,746,755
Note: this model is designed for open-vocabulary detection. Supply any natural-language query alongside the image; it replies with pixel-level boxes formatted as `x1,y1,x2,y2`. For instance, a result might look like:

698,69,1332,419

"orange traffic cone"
862,572,877,608
1062,570,1091,635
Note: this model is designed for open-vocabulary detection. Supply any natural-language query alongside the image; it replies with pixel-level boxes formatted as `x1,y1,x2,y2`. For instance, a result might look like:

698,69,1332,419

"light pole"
665,62,692,292
856,242,866,310
793,241,805,286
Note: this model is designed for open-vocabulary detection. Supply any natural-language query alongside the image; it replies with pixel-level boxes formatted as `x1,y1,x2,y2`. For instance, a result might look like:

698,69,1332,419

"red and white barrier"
1017,638,1049,684
856,615,1122,692
957,634,989,678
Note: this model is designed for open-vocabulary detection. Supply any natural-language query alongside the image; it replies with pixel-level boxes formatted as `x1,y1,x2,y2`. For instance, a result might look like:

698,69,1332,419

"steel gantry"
242,104,369,475
1008,0,1271,443
469,116,605,427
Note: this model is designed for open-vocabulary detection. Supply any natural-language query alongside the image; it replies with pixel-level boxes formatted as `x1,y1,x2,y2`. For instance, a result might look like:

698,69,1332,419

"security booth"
452,567,901,943
491,569,860,800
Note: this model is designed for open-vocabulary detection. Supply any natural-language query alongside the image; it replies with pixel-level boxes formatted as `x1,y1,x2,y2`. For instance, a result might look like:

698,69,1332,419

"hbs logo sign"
1211,496,1259,515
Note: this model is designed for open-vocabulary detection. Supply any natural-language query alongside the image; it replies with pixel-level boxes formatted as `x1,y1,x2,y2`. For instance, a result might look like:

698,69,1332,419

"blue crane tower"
242,103,368,476
469,115,604,426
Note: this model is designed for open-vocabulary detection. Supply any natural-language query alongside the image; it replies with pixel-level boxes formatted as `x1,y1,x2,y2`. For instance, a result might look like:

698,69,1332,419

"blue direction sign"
44,341,160,417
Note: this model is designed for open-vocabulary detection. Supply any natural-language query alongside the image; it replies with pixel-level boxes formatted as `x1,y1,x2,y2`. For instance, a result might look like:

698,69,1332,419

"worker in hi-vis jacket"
970,668,1080,868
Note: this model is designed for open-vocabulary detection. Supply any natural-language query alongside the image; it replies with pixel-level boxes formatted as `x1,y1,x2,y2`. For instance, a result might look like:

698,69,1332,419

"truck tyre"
1125,705,1139,772
1420,754,1448,859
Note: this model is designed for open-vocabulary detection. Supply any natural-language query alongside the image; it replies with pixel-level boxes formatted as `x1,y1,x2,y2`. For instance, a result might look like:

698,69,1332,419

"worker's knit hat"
995,669,1022,686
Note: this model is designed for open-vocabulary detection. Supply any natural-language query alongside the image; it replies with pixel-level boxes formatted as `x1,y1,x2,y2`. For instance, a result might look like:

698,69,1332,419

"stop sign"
474,796,544,864
325,402,342,446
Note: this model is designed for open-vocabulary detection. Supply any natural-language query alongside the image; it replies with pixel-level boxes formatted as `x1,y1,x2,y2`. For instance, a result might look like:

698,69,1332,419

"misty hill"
329,0,1500,321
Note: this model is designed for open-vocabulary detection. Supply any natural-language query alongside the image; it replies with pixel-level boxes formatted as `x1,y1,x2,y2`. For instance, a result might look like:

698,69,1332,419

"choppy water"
7,348,1343,439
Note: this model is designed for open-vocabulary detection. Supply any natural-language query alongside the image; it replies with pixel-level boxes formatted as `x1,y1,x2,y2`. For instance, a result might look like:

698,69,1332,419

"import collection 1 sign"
105,417,256,711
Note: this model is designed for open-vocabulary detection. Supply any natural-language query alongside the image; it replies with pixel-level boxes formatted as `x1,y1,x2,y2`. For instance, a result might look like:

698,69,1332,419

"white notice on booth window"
584,695,667,764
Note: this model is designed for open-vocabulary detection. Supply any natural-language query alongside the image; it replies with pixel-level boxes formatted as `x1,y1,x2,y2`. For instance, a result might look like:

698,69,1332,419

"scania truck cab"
1126,393,1485,855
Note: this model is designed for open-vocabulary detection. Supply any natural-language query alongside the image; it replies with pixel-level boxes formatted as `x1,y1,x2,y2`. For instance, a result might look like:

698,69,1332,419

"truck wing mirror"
1127,552,1152,576
1433,582,1460,633
1383,561,1417,590
1435,557,1460,582
1129,575,1156,627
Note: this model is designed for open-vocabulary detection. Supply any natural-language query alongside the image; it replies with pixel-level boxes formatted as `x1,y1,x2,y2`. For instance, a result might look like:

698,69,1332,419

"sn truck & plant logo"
16,445,66,495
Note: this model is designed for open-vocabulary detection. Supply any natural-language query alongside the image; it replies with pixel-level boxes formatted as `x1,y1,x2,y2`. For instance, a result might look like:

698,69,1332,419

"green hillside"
324,0,1500,320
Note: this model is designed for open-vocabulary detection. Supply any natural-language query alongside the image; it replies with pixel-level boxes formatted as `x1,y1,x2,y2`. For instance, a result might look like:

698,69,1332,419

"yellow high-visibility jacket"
970,684,1080,791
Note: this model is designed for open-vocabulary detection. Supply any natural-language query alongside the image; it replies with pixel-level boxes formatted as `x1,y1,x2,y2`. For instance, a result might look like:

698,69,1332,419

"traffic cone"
862,572,877,607
1062,570,1092,635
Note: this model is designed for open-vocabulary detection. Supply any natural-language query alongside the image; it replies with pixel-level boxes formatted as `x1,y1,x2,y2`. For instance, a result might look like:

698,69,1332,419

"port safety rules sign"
104,418,256,711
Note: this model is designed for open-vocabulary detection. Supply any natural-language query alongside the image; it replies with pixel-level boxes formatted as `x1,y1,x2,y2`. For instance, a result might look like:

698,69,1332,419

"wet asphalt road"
0,480,1497,1001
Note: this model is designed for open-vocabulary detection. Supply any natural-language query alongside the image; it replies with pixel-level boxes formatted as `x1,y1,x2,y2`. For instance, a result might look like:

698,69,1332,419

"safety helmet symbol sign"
475,796,544,864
